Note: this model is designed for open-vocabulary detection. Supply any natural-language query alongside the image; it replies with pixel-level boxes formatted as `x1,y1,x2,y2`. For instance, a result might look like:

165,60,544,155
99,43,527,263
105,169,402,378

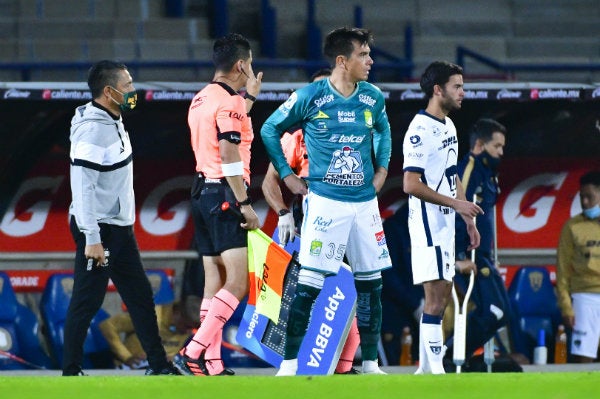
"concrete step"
506,38,600,59
513,18,600,37
16,0,164,19
511,0,600,19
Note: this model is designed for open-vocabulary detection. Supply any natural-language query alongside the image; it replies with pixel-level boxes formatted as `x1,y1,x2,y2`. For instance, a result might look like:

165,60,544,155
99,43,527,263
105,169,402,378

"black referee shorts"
190,176,248,256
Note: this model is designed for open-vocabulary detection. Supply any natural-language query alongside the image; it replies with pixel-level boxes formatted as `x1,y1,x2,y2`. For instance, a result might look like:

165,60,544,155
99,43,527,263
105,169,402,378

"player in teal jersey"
261,27,392,375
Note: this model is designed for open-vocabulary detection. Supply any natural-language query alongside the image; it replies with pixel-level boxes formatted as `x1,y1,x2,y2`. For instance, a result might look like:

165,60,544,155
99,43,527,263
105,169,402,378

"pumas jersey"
261,78,391,203
403,110,459,246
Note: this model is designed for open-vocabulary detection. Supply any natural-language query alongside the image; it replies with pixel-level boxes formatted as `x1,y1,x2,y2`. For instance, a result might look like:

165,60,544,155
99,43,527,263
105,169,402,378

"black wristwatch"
278,208,291,216
238,197,252,206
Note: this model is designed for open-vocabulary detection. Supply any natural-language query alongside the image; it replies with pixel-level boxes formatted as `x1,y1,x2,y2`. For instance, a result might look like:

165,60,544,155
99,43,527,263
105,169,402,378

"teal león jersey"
261,78,391,203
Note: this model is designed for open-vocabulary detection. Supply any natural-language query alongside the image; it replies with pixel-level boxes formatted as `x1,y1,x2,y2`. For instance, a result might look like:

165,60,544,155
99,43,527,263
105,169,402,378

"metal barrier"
456,46,600,78
0,249,554,265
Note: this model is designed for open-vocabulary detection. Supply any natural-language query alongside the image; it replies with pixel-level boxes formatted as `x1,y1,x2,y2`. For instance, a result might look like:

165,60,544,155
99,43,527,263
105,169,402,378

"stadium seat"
40,273,112,369
507,266,562,363
145,269,175,306
0,271,52,370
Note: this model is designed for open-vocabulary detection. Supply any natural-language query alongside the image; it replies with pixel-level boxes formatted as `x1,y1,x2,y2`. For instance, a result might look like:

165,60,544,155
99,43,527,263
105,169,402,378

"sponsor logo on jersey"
323,147,365,186
310,240,323,256
364,110,373,128
375,230,386,246
440,136,457,149
409,135,422,147
313,110,330,119
338,110,355,123
432,126,442,137
328,134,365,144
316,121,328,132
314,94,334,107
378,248,389,260
358,94,376,106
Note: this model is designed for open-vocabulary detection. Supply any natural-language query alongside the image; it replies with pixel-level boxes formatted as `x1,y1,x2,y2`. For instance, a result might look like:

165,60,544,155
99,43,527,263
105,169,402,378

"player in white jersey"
402,61,482,374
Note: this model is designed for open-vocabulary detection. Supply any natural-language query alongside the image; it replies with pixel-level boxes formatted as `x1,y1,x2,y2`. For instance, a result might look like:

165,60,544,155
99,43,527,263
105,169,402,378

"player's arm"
556,223,575,328
456,177,481,251
70,135,106,266
261,92,308,196
99,314,141,366
372,102,392,193
219,139,259,230
261,163,287,212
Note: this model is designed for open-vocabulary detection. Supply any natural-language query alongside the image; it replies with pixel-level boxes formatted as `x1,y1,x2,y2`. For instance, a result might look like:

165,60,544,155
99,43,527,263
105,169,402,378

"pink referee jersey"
188,82,253,184
281,128,308,177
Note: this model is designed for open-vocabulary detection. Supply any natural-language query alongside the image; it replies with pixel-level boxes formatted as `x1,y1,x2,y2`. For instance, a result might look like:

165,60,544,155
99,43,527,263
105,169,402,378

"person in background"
173,33,263,376
443,118,513,369
261,67,362,374
556,170,600,363
380,202,424,365
63,60,179,376
262,27,392,376
402,61,482,374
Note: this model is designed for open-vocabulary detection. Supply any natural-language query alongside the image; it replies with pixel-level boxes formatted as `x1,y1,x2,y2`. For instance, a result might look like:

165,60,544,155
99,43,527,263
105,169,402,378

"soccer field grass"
1,372,597,399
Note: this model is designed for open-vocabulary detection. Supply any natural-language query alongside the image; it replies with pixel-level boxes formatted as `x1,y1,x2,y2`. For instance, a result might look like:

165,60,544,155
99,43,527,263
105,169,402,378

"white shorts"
410,230,455,285
298,191,391,275
570,293,600,359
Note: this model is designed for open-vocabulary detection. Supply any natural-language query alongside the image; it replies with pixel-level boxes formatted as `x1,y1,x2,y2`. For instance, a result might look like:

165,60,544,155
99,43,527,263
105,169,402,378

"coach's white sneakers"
276,359,298,376
362,360,386,375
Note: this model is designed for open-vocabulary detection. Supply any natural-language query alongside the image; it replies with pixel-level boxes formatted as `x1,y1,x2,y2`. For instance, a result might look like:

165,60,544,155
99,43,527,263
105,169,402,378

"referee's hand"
240,205,259,230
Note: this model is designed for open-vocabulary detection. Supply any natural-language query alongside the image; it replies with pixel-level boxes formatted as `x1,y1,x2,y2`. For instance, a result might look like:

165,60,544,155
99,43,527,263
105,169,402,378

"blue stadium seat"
507,266,562,362
0,271,52,370
146,269,175,306
40,273,112,369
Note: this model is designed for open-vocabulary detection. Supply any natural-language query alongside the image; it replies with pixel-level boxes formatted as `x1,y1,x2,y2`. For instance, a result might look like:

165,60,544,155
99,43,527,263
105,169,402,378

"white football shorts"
298,191,391,275
570,293,600,359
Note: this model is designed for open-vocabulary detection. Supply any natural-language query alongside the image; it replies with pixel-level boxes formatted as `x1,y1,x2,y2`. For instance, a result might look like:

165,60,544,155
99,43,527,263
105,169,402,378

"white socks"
362,360,386,375
420,318,445,374
276,359,298,376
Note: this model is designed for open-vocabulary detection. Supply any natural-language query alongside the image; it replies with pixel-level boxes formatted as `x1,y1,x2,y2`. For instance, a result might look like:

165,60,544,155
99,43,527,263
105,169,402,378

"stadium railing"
456,46,600,79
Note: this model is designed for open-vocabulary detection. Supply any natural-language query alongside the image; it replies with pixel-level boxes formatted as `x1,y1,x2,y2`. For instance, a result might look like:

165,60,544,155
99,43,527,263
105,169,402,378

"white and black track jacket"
69,101,135,246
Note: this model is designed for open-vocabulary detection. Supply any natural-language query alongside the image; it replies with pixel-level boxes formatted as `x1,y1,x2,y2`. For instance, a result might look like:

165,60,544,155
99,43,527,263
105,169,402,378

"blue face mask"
583,204,600,219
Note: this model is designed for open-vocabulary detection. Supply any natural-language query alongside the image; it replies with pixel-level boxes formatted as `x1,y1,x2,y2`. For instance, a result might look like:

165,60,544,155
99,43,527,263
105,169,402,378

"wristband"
244,92,256,102
278,208,291,216
221,161,244,176
238,197,252,206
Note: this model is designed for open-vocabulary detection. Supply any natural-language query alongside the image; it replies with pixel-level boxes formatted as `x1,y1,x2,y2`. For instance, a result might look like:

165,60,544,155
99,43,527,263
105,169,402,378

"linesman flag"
247,229,291,323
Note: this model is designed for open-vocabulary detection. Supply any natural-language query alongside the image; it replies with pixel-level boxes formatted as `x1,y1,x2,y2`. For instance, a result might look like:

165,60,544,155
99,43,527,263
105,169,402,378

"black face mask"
477,150,501,172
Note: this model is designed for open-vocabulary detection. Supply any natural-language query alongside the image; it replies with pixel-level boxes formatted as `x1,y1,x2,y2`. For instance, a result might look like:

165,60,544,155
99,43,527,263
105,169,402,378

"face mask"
110,86,137,111
583,204,600,219
477,151,501,172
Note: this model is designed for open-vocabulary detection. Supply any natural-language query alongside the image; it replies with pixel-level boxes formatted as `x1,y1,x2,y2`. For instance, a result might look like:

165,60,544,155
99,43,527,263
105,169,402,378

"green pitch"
1,372,597,399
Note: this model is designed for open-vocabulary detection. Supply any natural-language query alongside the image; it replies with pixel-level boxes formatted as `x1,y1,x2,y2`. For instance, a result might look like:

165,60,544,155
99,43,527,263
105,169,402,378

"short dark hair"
420,61,463,99
309,67,332,82
212,33,251,72
580,171,600,187
323,27,373,66
87,60,128,99
469,118,507,149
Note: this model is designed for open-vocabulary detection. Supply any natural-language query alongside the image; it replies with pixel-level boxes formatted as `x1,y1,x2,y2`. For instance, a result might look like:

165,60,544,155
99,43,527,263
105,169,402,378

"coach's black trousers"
62,216,168,373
